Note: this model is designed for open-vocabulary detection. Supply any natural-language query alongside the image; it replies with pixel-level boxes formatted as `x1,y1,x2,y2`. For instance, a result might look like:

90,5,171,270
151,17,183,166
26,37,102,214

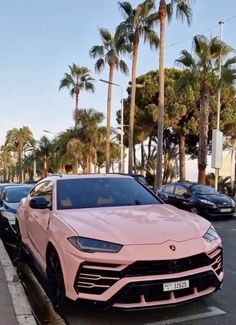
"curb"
0,239,37,325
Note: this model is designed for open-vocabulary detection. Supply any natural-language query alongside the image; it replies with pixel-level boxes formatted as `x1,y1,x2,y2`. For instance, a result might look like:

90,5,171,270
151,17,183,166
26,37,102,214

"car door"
24,181,53,267
161,184,176,205
173,184,191,211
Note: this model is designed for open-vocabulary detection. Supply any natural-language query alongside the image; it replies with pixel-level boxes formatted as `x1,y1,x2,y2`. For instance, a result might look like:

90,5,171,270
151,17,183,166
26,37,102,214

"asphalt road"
63,218,236,325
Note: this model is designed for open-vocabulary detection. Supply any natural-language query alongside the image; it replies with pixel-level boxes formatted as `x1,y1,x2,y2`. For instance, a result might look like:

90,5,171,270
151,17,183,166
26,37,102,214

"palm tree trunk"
75,90,79,128
74,159,79,174
179,132,186,181
128,35,139,174
198,82,210,184
105,64,115,173
155,0,167,190
43,155,48,178
18,150,23,183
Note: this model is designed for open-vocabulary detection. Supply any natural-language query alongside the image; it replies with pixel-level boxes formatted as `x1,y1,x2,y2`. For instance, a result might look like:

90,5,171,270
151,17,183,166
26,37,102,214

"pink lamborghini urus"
16,174,223,310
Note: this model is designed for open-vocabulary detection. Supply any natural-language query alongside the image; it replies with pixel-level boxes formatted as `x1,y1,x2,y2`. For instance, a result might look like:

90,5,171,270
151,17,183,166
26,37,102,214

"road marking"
145,306,226,325
231,229,236,231
214,225,222,229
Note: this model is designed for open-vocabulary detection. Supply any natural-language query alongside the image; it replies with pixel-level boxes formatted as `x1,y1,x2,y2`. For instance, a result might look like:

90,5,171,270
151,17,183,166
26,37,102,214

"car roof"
4,184,33,190
38,173,133,183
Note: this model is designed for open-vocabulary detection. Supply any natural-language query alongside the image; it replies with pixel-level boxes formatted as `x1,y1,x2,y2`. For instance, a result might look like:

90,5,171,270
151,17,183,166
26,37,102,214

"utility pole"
99,79,124,173
214,21,224,190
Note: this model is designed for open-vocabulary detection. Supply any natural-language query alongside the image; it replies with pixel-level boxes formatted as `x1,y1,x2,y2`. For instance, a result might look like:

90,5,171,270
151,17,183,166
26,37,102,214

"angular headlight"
68,236,123,253
203,226,220,242
199,199,217,207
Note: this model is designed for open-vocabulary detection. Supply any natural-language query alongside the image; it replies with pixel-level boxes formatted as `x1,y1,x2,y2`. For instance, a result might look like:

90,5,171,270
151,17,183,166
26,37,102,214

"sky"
0,0,236,152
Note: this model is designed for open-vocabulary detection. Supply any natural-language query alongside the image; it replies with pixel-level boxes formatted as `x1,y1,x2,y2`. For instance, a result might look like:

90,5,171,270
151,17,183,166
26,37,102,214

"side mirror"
29,196,51,209
158,192,168,202
183,192,190,198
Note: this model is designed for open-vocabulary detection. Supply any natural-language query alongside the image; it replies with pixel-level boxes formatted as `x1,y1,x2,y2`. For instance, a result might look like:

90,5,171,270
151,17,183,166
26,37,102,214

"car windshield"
191,184,219,195
3,187,31,203
57,177,161,210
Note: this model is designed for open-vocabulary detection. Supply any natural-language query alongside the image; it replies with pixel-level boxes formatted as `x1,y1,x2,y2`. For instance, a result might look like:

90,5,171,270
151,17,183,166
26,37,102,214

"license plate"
220,208,231,212
163,280,189,292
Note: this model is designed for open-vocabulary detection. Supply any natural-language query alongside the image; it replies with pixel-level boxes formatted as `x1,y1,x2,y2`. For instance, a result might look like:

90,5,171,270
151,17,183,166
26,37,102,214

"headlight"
1,211,16,224
68,236,123,253
203,226,220,242
230,199,235,207
199,199,217,207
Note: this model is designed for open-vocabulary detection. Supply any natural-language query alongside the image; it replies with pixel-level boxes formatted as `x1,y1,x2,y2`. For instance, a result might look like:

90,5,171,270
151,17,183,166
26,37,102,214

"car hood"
57,204,210,245
198,194,233,204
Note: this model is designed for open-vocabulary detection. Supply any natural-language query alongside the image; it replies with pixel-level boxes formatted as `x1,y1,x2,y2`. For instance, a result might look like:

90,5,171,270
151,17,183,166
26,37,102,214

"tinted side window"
175,185,188,196
163,185,175,193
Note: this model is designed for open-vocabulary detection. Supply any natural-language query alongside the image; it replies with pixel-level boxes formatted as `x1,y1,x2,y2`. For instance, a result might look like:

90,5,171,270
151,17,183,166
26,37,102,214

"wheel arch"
46,241,67,289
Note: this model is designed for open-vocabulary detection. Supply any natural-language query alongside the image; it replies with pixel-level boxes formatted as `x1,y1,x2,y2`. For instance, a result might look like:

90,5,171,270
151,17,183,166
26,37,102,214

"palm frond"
193,35,208,55
99,28,112,43
224,56,236,68
143,27,159,49
118,1,133,18
175,49,195,68
166,2,174,22
59,74,75,90
221,67,236,86
146,12,159,28
89,45,104,59
84,82,95,93
119,59,129,75
138,0,155,19
115,22,130,40
94,58,105,73
175,1,193,26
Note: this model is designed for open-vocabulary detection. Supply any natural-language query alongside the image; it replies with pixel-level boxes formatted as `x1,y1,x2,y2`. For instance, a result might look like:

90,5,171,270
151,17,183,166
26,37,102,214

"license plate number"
163,280,189,292
220,208,231,212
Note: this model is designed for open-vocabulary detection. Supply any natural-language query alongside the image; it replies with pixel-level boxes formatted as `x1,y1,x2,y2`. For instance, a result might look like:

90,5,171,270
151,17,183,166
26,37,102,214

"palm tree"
4,127,35,183
155,0,193,189
90,28,129,173
36,136,54,178
176,35,236,183
59,64,95,126
0,145,12,182
116,0,159,174
74,108,104,172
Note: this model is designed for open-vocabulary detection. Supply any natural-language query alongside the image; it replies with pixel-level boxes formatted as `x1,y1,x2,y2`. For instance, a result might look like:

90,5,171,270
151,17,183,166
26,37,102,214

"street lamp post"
99,79,124,173
212,21,224,190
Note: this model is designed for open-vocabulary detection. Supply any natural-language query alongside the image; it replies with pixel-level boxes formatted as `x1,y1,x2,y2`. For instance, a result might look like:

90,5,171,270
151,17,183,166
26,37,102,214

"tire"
15,221,28,261
46,250,67,313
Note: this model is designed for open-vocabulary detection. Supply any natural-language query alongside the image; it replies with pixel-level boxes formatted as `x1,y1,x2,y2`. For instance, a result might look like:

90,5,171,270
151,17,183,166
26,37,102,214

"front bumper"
200,205,235,218
64,240,223,309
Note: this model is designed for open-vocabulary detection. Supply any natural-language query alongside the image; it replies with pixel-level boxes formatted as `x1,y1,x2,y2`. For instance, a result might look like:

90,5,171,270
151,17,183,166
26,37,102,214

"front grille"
122,253,209,276
74,250,218,295
116,272,218,304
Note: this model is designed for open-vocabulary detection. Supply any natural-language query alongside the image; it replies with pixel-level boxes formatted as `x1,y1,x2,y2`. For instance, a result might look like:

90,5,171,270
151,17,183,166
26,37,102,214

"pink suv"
16,174,223,311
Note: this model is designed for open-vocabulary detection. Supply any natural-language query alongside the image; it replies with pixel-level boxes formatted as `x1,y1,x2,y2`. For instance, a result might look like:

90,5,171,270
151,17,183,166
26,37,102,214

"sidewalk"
0,239,37,325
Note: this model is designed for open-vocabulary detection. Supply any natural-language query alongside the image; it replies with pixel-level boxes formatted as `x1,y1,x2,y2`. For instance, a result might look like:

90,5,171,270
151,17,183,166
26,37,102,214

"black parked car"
158,181,236,218
0,184,33,239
